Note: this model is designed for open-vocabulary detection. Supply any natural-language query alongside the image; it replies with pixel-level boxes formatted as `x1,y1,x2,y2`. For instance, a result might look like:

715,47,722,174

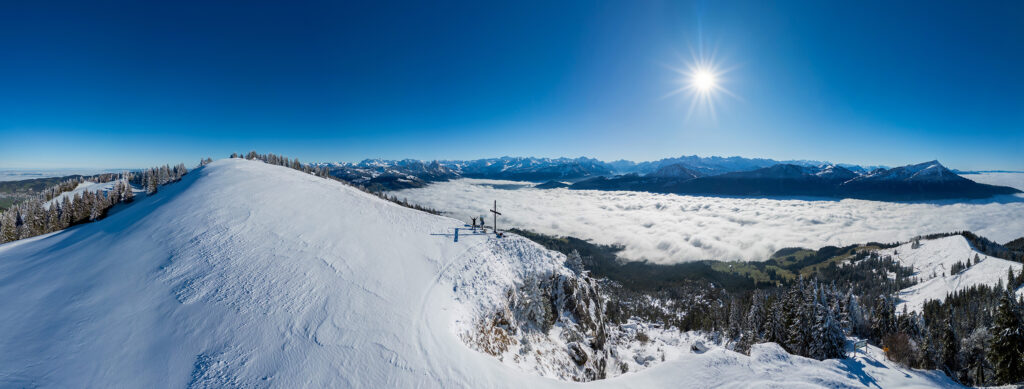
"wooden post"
490,200,501,236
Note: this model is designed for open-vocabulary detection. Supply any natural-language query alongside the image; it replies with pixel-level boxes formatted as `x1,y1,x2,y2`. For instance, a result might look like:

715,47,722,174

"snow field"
875,236,1024,313
0,159,964,388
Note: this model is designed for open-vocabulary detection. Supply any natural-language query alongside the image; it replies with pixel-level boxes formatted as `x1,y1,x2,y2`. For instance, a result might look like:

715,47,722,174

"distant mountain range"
318,156,614,189
316,156,1020,201
572,160,1019,200
608,155,885,176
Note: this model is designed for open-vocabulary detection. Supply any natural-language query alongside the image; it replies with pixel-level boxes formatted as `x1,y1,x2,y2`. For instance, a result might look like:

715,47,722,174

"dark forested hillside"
0,175,85,193
1004,237,1024,254
514,228,1024,386
0,175,86,211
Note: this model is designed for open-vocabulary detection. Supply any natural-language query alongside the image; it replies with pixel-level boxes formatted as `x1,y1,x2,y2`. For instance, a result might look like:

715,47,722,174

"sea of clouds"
392,173,1024,264
0,168,123,182
966,172,1024,191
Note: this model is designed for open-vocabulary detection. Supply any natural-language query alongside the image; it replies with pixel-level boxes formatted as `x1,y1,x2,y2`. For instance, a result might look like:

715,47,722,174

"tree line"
0,163,189,244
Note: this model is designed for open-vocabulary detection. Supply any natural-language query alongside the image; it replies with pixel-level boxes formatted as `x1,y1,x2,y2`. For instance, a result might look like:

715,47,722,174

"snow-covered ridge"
852,160,962,183
0,159,963,388
875,235,1024,313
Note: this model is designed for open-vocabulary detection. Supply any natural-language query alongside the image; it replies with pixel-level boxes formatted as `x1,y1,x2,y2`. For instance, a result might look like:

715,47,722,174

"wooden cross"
490,200,501,234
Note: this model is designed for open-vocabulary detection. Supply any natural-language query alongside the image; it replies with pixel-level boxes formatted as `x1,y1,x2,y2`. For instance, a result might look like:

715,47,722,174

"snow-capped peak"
852,160,965,183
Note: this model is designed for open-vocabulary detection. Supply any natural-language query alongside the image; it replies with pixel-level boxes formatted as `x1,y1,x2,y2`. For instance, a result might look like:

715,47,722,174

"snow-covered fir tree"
147,173,158,195
989,291,1024,384
0,209,16,242
565,249,585,275
786,278,812,356
939,315,959,376
737,291,766,353
762,298,786,345
817,301,846,360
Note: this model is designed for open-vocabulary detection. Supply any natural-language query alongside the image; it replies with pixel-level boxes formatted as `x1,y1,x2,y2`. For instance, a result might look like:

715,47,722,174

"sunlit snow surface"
392,175,1024,263
877,236,1024,313
0,159,963,388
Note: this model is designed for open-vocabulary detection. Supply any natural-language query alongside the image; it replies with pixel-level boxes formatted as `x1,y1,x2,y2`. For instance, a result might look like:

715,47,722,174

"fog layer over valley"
392,175,1024,263
964,172,1024,191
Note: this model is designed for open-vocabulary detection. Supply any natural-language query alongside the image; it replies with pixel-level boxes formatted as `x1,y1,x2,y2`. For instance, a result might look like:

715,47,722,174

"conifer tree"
565,249,585,275
989,292,1024,384
108,183,121,207
960,327,990,385
59,197,72,228
846,289,867,336
0,209,16,243
89,191,104,221
71,193,84,222
15,208,29,240
940,315,959,376
763,299,786,345
122,180,135,202
808,288,832,360
786,277,811,355
872,295,896,341
819,303,846,360
25,199,46,236
737,291,767,354
159,165,170,184
746,291,766,340
46,202,60,233
513,276,553,332
918,324,937,369
147,173,158,195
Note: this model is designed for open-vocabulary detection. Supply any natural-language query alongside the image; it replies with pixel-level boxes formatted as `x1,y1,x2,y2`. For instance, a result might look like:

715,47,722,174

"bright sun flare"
692,70,716,92
665,53,735,120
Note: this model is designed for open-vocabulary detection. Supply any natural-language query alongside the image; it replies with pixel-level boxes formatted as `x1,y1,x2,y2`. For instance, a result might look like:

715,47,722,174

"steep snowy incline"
0,158,505,388
0,159,961,388
876,236,1023,313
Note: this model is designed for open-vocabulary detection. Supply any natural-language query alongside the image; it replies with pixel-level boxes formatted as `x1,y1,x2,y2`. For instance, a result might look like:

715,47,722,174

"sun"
692,69,716,92
664,51,736,120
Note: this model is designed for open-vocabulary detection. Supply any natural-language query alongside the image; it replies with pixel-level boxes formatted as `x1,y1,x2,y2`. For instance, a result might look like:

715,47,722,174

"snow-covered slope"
876,236,1024,313
0,159,962,388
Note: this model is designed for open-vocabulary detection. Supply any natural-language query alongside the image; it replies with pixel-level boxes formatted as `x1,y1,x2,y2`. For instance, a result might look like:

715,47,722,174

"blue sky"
1,1,1021,170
